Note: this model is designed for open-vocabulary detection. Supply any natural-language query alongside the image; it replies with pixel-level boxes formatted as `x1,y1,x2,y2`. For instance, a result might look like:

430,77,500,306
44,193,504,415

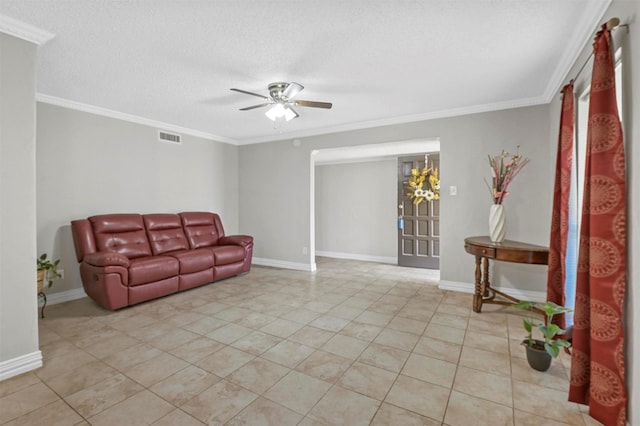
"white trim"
438,280,546,302
438,280,475,294
238,96,547,145
312,139,440,165
541,0,611,102
0,15,55,45
34,91,549,147
252,257,316,272
0,351,42,381
36,94,238,145
42,288,86,305
316,250,396,265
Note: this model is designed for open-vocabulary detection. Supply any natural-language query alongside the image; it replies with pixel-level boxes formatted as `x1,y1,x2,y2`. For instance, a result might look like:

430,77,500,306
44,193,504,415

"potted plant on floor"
512,300,572,372
37,253,61,293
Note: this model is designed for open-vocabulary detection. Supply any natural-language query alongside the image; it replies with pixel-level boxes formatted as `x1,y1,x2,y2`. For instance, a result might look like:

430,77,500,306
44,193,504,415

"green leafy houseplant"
37,253,61,289
512,300,572,358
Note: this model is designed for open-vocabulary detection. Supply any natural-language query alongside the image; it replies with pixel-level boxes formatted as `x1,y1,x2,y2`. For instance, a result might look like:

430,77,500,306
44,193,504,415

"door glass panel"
401,162,413,176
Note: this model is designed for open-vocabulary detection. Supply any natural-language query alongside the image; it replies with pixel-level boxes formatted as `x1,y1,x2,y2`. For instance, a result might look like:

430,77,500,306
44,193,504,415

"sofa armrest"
219,235,254,273
219,235,253,247
83,252,130,268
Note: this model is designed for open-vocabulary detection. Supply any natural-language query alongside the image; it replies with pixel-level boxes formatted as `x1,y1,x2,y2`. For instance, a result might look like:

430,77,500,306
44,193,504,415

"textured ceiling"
0,1,609,145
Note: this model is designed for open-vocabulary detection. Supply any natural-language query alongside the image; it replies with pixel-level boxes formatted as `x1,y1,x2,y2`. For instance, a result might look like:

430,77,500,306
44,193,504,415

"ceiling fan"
230,82,332,122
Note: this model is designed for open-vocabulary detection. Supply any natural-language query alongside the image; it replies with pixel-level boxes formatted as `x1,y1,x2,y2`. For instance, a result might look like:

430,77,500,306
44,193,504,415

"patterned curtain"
568,24,627,426
546,82,574,330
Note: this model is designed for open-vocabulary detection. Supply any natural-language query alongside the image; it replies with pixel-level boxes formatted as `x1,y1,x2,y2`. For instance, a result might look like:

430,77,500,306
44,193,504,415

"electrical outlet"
302,247,308,255
449,186,458,196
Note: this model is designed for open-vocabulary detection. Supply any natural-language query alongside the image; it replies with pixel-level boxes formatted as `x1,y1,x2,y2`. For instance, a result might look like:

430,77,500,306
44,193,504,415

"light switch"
449,186,458,196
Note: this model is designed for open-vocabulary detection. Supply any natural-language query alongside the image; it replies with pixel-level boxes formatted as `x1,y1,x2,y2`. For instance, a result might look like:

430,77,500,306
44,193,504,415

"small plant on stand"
37,253,61,319
37,253,61,292
512,300,572,371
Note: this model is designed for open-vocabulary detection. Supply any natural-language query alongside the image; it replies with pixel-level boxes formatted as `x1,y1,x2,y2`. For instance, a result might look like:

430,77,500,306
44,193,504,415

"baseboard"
42,288,87,305
252,257,316,272
438,280,475,294
315,251,396,264
0,351,42,381
438,280,546,302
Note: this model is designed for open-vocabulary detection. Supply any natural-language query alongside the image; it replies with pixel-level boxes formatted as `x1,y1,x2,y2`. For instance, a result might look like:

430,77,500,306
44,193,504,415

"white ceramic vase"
489,204,506,243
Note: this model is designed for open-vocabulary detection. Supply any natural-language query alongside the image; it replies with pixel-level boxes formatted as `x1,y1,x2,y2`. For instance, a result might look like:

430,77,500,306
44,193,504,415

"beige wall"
35,103,239,296
2,2,638,422
0,33,40,374
315,159,397,262
240,104,552,295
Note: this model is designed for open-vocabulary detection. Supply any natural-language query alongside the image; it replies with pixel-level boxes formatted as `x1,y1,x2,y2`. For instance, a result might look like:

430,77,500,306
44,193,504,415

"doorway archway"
310,139,440,271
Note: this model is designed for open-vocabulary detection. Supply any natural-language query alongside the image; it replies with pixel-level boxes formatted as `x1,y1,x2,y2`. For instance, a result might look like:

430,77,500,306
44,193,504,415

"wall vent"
158,131,181,144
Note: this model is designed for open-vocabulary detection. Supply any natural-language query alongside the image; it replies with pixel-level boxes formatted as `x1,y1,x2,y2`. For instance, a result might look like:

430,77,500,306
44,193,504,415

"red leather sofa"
70,212,253,310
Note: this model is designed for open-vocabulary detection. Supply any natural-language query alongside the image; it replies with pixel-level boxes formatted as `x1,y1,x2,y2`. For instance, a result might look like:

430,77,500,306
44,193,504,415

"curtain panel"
546,81,574,330
568,24,627,426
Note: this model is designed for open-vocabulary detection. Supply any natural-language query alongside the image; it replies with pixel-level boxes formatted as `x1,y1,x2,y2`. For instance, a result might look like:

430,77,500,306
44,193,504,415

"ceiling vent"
158,131,181,144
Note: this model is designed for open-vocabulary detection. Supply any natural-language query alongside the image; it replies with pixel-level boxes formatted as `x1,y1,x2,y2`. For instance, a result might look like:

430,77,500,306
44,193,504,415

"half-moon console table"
464,236,549,313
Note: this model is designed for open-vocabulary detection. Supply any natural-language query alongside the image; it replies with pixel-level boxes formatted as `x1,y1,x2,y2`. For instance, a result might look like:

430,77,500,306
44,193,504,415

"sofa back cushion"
143,214,189,255
90,214,152,259
71,219,97,262
180,212,225,249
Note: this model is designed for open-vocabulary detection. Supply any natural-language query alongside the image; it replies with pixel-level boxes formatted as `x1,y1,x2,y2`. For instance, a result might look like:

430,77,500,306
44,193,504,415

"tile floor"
0,258,600,425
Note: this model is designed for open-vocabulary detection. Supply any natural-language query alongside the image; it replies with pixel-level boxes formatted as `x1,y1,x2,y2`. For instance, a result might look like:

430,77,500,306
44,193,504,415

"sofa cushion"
180,212,224,248
128,256,179,286
90,214,152,259
210,246,245,265
167,249,215,274
144,214,189,255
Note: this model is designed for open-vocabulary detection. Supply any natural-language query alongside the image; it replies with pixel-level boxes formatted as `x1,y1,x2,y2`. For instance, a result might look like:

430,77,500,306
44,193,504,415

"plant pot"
37,270,45,293
522,339,552,372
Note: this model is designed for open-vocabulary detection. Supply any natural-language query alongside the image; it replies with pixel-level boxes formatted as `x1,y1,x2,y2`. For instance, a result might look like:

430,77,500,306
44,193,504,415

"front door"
397,154,440,269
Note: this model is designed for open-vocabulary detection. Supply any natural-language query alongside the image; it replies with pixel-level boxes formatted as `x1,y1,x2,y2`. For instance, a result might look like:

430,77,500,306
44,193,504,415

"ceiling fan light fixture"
283,106,297,121
265,103,297,122
232,82,330,126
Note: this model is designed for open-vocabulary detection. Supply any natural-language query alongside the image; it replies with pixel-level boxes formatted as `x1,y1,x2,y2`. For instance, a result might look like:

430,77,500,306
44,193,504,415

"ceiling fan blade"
282,82,304,100
230,88,269,100
294,100,333,109
239,103,271,111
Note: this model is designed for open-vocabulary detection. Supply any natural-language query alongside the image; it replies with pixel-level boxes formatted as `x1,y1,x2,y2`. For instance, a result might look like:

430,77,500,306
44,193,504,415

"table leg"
482,257,490,297
473,256,482,312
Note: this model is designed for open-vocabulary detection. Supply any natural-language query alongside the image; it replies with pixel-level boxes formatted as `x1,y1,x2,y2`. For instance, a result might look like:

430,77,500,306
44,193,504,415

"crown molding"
237,95,548,145
0,14,55,45
36,93,239,145
37,91,550,148
541,0,612,102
